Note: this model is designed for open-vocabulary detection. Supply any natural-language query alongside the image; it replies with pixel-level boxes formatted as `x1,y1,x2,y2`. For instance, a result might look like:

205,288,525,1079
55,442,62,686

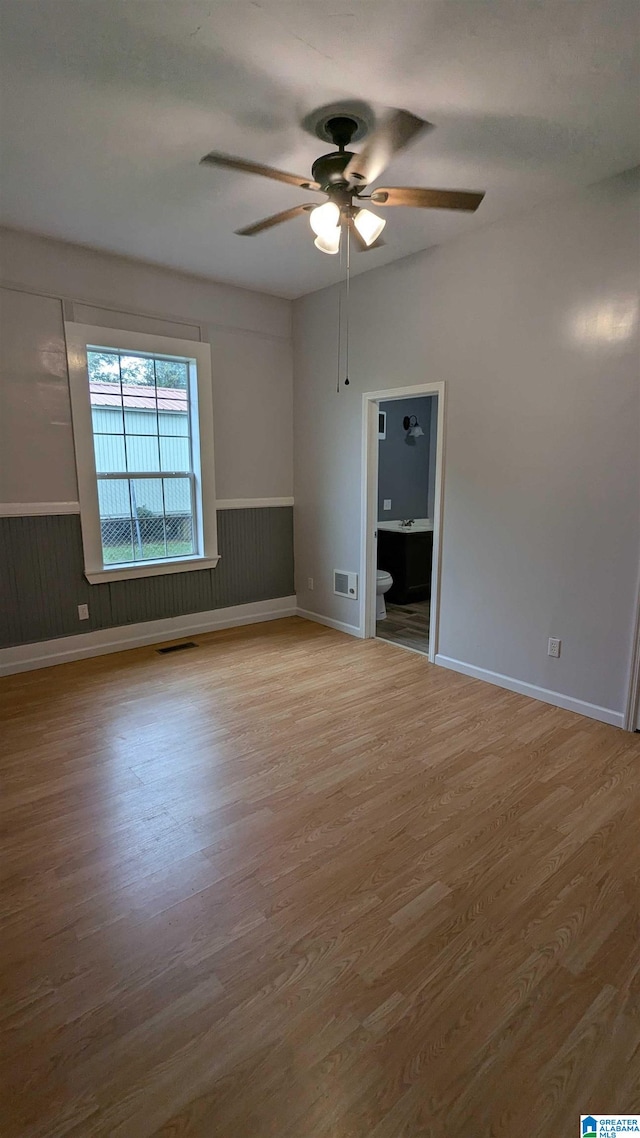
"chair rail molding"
0,502,81,516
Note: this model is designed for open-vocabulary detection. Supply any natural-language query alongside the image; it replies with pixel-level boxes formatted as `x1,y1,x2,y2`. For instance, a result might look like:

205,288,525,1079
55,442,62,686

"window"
66,324,218,583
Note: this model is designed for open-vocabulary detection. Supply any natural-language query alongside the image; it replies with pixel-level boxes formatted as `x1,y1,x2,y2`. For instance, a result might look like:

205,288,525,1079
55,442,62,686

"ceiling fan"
200,109,485,254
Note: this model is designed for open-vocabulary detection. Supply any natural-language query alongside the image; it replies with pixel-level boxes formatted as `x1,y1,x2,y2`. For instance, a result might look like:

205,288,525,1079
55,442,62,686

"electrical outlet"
307,577,314,590
548,637,561,658
78,603,89,621
383,499,391,511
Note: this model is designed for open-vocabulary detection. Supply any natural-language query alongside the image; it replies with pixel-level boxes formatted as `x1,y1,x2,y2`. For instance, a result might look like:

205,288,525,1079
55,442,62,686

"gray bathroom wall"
427,397,438,521
0,508,294,648
378,397,433,520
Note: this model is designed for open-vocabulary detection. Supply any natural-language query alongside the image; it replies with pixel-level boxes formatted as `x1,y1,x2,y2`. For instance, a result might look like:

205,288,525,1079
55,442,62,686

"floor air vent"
156,641,198,655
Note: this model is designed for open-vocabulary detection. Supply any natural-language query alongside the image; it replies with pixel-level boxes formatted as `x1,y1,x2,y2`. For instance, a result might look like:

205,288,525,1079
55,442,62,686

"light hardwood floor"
1,617,638,1138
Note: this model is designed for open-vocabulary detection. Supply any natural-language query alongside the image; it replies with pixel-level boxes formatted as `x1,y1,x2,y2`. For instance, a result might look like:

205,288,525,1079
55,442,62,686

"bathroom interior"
376,394,437,655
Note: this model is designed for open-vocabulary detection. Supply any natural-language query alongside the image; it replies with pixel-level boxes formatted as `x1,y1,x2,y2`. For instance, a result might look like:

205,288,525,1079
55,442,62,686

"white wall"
0,228,293,506
293,168,640,717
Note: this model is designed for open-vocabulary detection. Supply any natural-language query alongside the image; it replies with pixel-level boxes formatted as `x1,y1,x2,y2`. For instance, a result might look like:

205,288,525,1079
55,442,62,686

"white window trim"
65,323,219,584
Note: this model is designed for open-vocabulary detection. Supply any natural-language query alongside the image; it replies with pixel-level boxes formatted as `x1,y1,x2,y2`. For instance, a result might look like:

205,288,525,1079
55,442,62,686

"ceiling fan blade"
370,186,485,212
235,204,314,236
200,151,320,191
346,217,386,252
343,110,432,188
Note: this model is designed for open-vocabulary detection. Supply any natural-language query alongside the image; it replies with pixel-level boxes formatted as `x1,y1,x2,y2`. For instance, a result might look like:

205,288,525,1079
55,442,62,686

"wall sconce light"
403,415,424,438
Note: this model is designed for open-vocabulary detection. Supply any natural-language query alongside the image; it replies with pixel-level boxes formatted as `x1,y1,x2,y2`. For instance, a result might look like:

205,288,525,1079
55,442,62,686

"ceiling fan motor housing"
311,151,356,192
311,115,362,193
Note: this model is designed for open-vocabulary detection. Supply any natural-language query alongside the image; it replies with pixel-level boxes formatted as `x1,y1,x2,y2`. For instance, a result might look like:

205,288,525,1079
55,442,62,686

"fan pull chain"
337,223,351,393
336,233,342,393
344,224,350,387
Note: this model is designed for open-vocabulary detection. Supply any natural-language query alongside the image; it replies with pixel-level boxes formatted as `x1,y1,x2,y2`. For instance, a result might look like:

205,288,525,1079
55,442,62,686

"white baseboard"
0,596,298,677
296,608,363,639
435,654,624,729
5,609,621,730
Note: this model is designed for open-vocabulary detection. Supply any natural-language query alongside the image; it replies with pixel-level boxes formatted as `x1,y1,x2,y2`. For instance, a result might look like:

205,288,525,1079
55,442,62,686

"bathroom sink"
377,518,433,534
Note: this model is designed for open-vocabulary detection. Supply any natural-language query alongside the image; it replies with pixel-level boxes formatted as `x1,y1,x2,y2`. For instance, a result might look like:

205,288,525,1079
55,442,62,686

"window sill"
85,555,220,585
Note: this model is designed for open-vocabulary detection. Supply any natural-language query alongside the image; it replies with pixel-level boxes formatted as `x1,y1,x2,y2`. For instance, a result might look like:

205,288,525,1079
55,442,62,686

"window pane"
120,355,154,387
87,351,121,385
166,511,194,557
102,519,134,564
164,477,194,557
157,410,188,437
122,402,158,434
158,389,189,412
98,478,131,519
91,387,123,412
160,436,190,472
94,434,126,473
155,359,187,389
92,406,124,434
98,479,134,565
89,354,123,430
125,434,160,473
130,477,163,515
163,476,191,517
157,387,189,422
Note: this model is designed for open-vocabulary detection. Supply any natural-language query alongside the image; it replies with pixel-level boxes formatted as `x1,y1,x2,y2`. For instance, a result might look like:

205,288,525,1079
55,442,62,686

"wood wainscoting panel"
0,507,294,649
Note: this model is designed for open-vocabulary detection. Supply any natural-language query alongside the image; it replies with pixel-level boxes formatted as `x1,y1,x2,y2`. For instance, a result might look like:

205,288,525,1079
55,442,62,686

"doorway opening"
360,382,445,663
376,393,436,654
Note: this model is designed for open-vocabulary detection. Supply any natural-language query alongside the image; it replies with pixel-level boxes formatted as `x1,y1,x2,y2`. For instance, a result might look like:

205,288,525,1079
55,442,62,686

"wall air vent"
334,571,358,599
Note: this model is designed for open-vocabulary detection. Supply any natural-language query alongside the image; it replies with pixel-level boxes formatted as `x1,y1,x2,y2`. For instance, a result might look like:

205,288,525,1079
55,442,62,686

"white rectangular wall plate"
334,571,358,599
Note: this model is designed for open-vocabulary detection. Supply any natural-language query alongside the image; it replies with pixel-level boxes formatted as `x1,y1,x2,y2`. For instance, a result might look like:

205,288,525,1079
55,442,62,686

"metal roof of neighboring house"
90,382,187,413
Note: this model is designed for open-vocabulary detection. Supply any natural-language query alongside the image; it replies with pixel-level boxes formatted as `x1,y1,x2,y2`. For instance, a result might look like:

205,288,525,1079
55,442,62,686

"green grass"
103,540,193,564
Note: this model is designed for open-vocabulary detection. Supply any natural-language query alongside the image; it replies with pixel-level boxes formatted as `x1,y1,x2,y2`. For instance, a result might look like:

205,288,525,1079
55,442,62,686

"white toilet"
376,570,393,620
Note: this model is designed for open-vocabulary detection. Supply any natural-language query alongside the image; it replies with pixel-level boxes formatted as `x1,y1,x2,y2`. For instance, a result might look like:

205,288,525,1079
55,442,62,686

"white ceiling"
0,1,638,299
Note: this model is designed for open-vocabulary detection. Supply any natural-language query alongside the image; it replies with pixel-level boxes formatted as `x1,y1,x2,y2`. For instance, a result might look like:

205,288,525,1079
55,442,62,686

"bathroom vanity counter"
377,518,433,534
377,519,433,605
